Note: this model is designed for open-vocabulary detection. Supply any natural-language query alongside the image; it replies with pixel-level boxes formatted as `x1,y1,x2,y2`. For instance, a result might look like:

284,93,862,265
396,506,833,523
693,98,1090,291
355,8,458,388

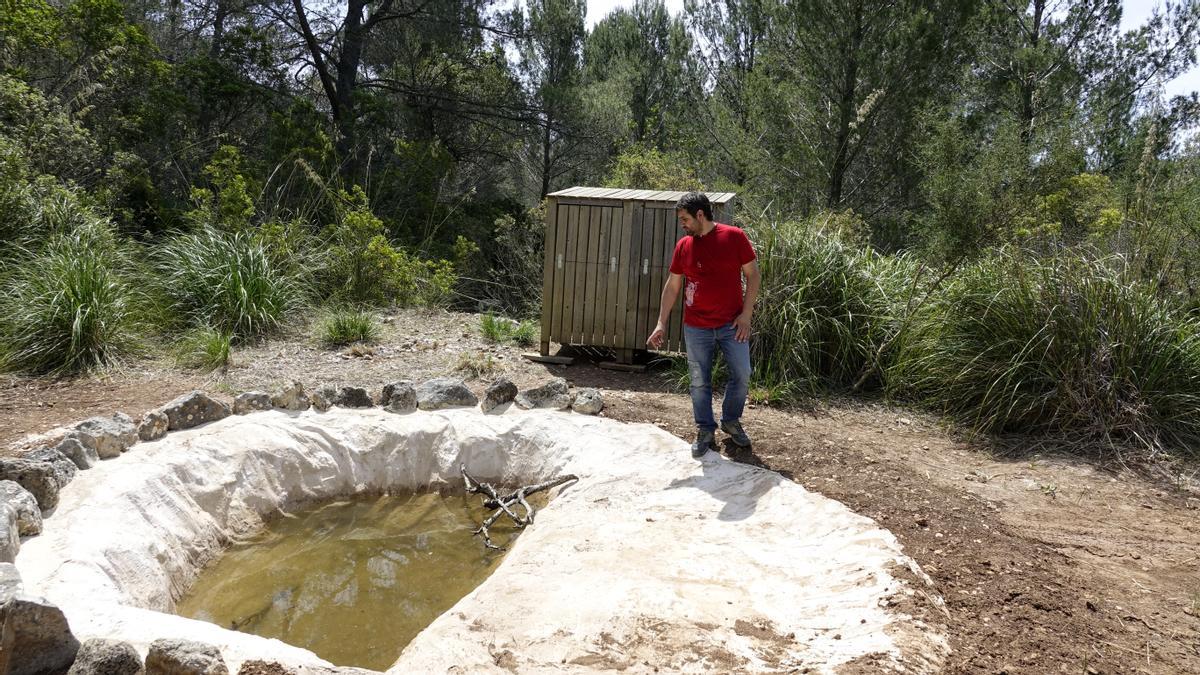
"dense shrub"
0,145,104,255
322,187,456,307
0,222,146,374
157,227,305,341
889,249,1200,454
0,74,100,183
749,212,917,396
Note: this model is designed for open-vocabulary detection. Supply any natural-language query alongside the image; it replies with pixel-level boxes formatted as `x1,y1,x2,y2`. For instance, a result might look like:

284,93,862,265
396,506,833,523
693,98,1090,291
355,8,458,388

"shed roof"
546,187,736,203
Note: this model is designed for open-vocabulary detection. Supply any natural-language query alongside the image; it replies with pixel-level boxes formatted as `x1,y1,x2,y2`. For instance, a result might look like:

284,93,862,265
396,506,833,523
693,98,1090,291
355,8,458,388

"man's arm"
734,260,760,342
647,273,684,348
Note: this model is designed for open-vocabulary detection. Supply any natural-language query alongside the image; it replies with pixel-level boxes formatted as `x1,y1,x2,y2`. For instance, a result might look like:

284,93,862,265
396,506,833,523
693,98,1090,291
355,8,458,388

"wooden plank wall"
544,198,696,354
539,198,559,352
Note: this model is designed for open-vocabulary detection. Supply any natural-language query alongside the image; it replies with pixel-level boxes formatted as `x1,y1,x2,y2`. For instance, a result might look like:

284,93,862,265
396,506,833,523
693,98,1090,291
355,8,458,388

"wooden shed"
537,187,736,365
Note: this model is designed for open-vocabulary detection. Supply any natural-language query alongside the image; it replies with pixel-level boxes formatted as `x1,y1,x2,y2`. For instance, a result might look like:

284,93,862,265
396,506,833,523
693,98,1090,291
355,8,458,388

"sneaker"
720,420,752,447
691,429,716,458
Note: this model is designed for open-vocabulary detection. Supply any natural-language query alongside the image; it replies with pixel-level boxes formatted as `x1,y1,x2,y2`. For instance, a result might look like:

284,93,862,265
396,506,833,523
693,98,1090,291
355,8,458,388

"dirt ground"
3,308,1198,674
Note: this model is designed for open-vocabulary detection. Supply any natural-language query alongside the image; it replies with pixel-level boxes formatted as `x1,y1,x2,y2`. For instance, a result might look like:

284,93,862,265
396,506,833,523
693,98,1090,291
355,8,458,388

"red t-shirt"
669,223,757,328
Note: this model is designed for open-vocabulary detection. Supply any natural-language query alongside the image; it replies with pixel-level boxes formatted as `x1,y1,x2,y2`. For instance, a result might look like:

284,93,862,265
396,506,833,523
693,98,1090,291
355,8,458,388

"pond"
176,492,526,670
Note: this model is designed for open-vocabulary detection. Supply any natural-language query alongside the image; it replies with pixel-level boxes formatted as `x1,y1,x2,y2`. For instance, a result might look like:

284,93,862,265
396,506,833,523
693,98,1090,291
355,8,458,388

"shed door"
624,202,683,354
542,200,684,352
544,202,624,348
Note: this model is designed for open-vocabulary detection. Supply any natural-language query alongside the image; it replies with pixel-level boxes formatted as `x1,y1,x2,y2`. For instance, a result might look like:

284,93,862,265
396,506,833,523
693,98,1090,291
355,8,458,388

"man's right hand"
646,323,666,349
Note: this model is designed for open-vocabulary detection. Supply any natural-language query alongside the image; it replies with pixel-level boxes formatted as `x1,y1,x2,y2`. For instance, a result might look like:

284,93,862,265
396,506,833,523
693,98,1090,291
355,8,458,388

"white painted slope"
16,408,947,673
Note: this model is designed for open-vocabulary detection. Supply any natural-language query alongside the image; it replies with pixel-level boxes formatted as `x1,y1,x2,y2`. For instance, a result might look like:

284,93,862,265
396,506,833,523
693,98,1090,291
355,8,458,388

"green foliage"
480,313,538,346
0,222,145,374
889,249,1200,455
451,207,544,317
323,187,457,307
0,164,111,256
0,74,100,182
603,144,703,191
318,308,380,348
510,320,537,347
480,313,510,343
157,227,305,341
1026,173,1123,242
97,150,160,236
173,326,232,371
750,212,916,396
186,145,257,232
584,1,696,149
0,0,61,57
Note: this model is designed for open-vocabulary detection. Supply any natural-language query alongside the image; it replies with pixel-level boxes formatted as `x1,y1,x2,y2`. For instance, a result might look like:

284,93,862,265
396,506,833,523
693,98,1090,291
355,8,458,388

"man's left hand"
734,313,752,342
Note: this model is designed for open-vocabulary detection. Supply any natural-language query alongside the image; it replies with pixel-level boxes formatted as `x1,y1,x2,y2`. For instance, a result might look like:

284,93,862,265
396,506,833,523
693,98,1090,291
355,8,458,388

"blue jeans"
683,322,752,432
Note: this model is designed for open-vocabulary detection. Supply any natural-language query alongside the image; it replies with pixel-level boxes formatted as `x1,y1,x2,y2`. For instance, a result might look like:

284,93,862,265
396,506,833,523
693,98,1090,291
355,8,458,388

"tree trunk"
334,0,369,177
827,1,863,208
541,112,553,198
1019,0,1045,145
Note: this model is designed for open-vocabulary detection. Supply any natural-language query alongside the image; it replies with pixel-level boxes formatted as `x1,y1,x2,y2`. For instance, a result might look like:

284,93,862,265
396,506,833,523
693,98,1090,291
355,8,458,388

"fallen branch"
460,464,578,550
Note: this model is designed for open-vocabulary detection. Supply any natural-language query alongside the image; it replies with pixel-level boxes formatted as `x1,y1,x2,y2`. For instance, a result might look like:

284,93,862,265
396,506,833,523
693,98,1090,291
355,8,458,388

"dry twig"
460,464,578,550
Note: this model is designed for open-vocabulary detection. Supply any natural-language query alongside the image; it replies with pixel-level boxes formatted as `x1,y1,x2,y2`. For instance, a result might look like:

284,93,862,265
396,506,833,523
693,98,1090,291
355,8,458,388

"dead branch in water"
460,464,578,550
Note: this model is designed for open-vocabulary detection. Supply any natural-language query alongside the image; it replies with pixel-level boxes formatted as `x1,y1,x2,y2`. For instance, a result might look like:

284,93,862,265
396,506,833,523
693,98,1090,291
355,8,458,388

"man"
646,192,760,458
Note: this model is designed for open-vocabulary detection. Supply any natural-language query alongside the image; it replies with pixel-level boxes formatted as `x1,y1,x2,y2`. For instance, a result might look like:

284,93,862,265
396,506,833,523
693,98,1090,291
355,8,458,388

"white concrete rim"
15,407,949,673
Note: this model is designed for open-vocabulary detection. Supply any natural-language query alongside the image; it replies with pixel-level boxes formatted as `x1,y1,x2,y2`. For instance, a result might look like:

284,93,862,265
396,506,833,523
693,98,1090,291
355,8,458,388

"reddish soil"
3,308,1198,674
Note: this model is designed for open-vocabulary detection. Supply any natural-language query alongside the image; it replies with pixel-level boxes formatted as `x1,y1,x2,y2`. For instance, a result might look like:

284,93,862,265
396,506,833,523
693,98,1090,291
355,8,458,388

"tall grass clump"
750,214,917,396
480,313,510,342
173,326,233,371
889,248,1200,455
480,313,537,347
158,227,306,341
318,308,380,348
0,224,146,374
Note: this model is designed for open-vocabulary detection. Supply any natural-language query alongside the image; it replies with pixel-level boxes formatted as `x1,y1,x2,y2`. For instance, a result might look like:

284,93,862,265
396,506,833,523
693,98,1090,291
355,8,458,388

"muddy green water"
177,492,523,670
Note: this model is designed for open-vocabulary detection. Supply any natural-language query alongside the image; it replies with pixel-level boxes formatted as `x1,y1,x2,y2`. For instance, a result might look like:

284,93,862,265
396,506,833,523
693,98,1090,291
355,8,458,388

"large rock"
0,594,80,675
25,446,78,486
0,458,64,511
481,378,518,413
145,638,228,675
0,505,17,563
571,388,604,415
270,383,310,412
71,413,138,459
68,638,144,675
159,392,231,431
56,436,98,470
380,381,416,413
138,411,169,442
415,378,478,410
309,388,331,413
331,386,373,408
232,392,272,416
0,481,41,536
515,378,573,410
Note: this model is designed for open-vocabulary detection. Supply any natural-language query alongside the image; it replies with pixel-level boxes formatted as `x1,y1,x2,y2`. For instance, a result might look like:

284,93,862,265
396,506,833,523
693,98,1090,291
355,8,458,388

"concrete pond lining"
15,407,949,673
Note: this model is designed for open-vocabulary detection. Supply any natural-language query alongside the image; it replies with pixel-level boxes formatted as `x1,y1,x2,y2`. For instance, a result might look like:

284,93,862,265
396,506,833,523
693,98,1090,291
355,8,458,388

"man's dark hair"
675,192,713,221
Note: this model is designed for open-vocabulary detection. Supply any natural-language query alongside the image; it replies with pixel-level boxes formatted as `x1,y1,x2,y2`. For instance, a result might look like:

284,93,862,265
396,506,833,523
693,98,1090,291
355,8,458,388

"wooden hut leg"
617,348,634,365
539,341,550,357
